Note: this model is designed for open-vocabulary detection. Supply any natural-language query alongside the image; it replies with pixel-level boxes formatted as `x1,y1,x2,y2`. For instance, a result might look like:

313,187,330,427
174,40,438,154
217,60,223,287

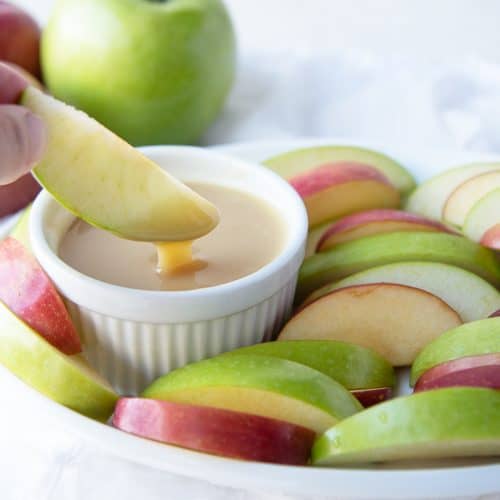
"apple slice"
289,162,400,227
405,162,500,219
0,172,40,218
463,188,500,250
316,209,455,251
113,398,315,465
414,353,500,392
0,237,81,354
443,170,500,227
9,204,32,249
304,262,500,322
20,87,219,241
142,354,362,434
263,145,416,196
490,310,500,318
411,317,500,386
220,340,395,393
305,220,333,257
297,232,500,302
0,300,117,421
312,387,500,465
280,283,462,366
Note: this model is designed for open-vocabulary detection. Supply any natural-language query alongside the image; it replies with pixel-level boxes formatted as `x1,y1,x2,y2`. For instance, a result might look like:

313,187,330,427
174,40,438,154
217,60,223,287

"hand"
0,61,45,185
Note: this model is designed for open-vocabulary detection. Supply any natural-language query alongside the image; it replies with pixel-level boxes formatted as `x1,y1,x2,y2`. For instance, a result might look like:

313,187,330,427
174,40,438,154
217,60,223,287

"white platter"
0,138,499,499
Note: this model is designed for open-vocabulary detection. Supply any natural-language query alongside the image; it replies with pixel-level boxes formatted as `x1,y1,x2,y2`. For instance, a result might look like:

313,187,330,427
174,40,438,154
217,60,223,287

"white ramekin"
30,146,307,395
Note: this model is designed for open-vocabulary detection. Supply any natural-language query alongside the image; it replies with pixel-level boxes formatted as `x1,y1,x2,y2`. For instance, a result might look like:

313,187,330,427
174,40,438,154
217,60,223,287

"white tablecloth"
3,2,500,499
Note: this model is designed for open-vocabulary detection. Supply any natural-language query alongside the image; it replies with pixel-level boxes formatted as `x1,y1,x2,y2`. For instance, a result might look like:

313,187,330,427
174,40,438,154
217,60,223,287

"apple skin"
142,354,362,434
490,310,500,318
297,231,500,303
410,317,500,386
481,224,500,250
41,0,236,146
351,387,392,407
312,387,500,465
263,145,416,196
414,353,500,392
303,262,500,322
0,173,40,218
0,1,40,77
281,283,462,367
316,209,456,251
219,340,395,392
0,237,81,355
0,300,117,421
113,398,315,465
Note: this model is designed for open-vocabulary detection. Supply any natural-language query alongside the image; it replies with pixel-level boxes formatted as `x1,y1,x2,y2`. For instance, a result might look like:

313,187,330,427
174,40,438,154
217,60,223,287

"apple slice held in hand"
296,231,500,302
142,354,362,434
463,188,500,250
279,283,462,366
20,87,219,241
316,209,456,251
312,388,500,465
0,237,81,354
113,398,315,465
0,300,117,421
263,145,416,196
411,317,500,386
405,162,500,220
304,262,500,322
414,353,500,392
289,162,400,227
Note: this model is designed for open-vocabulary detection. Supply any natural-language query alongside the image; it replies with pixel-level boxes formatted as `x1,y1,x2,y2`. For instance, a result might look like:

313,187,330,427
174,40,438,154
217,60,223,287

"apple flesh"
405,162,500,219
289,162,400,227
220,340,395,393
0,1,40,77
142,354,362,434
443,170,500,227
0,300,117,421
280,283,462,366
297,231,500,302
0,172,40,218
303,262,500,322
414,353,500,392
0,237,81,354
20,87,219,242
113,398,315,465
305,221,333,257
312,387,500,465
481,224,500,250
263,145,416,196
316,209,455,251
410,317,500,386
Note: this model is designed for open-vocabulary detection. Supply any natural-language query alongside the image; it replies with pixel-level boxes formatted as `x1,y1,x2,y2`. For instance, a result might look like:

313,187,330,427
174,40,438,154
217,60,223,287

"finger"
0,105,46,185
0,61,29,104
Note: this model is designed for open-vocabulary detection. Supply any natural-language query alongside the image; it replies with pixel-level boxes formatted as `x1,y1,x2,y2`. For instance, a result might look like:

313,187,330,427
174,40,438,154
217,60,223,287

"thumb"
0,104,46,185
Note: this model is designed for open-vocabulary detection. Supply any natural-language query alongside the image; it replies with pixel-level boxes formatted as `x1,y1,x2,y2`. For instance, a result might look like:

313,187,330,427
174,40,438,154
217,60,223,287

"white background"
4,1,500,499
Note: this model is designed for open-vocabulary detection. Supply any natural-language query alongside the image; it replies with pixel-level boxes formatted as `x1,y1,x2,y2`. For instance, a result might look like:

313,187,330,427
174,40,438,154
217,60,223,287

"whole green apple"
41,0,236,145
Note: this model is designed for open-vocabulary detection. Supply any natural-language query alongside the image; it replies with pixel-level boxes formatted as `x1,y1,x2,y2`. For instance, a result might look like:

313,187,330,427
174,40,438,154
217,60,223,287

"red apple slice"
279,283,462,366
351,387,392,407
316,209,455,251
481,224,500,251
113,398,315,465
414,353,500,392
0,237,81,354
289,162,400,227
490,310,500,318
0,173,41,218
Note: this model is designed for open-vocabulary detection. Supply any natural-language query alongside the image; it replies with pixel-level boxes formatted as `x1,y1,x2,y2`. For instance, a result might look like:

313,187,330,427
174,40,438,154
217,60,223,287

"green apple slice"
263,145,416,195
312,387,500,465
463,188,500,246
405,163,500,220
0,300,117,421
219,340,395,390
142,354,362,434
297,232,500,302
411,317,500,386
304,262,500,321
20,87,219,241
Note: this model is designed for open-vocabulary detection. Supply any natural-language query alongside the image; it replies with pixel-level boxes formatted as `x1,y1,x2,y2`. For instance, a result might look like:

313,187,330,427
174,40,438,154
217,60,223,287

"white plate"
1,138,499,499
